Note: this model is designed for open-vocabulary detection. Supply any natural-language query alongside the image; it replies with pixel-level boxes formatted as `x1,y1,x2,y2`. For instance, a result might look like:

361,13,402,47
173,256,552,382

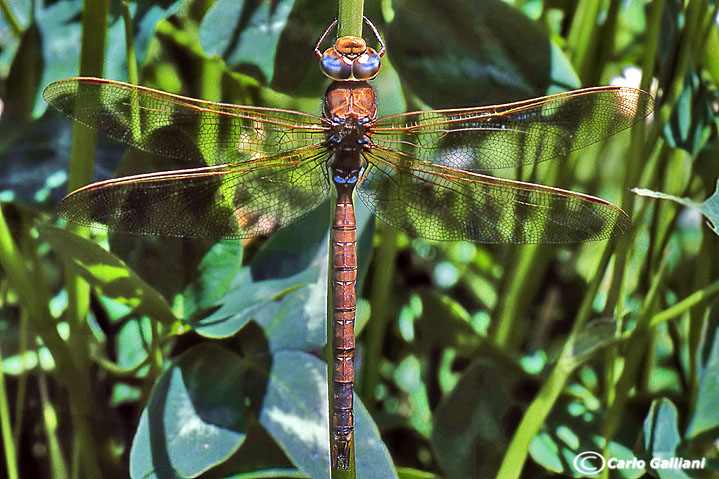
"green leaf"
530,393,644,478
199,0,296,84
0,113,122,209
35,0,185,117
115,315,151,370
431,359,525,477
642,399,696,479
180,240,243,319
0,0,31,78
396,467,441,479
686,329,719,438
129,344,252,478
632,180,719,236
661,77,714,155
259,351,397,479
385,0,580,109
131,1,189,67
192,265,325,347
191,197,374,352
40,225,175,325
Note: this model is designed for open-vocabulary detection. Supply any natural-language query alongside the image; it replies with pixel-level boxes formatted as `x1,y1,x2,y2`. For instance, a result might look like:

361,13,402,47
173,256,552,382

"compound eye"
320,48,353,80
352,48,381,80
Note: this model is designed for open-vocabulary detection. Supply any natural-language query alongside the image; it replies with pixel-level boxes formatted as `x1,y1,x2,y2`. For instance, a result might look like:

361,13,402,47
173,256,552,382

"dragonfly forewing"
43,78,329,168
371,86,654,171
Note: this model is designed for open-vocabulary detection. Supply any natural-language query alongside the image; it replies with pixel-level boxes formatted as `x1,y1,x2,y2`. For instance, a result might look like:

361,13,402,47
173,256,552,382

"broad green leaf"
642,399,695,479
130,344,253,478
431,359,525,477
0,0,31,78
115,315,151,370
632,180,719,236
0,112,122,209
35,0,186,117
40,225,175,324
199,0,296,84
180,240,243,319
192,266,325,348
396,467,441,479
385,0,580,109
131,1,189,67
686,330,719,438
661,77,714,155
530,392,644,478
259,351,397,479
191,196,374,352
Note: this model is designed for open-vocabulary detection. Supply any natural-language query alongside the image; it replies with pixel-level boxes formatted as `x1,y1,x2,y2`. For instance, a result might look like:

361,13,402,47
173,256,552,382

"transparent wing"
371,86,653,171
58,147,331,239
357,146,630,243
43,77,329,167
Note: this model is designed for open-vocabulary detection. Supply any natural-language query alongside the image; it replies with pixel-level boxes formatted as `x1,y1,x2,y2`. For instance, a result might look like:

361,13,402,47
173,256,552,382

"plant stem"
39,374,68,479
566,0,602,82
0,342,18,479
338,0,364,37
64,0,110,477
120,0,138,85
0,0,22,37
649,280,719,328
361,225,398,408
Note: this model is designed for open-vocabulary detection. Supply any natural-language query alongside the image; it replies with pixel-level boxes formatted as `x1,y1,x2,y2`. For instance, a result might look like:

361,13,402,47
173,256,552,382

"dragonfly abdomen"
330,182,359,469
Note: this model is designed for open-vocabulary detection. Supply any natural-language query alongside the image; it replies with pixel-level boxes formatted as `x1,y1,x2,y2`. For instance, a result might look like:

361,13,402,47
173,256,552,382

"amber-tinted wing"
57,148,331,239
44,78,329,167
371,86,653,171
358,147,630,243
44,78,332,238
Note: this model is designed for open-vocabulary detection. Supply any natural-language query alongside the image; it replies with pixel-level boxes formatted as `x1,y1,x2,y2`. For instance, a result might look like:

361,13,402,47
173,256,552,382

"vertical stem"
120,0,138,85
0,342,18,479
65,1,109,477
566,0,602,82
361,225,398,408
338,0,364,37
39,374,68,479
0,0,22,36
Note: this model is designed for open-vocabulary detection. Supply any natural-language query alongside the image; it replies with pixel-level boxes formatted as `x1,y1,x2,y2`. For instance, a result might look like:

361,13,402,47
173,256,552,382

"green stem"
120,0,138,85
566,0,602,82
0,0,22,37
492,244,545,348
64,1,110,477
338,0,364,37
649,280,719,329
361,225,398,408
39,374,68,479
601,249,670,439
495,355,573,479
0,341,18,479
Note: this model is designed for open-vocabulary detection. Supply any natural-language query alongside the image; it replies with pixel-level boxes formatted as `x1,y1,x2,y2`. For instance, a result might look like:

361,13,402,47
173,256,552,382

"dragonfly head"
319,37,382,81
316,17,385,82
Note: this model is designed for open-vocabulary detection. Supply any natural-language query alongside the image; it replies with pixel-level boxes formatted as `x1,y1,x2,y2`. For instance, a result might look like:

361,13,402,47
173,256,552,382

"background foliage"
0,0,718,478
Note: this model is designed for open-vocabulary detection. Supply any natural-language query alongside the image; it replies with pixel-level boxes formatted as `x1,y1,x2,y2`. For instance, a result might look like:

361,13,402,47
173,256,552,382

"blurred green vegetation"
0,0,718,478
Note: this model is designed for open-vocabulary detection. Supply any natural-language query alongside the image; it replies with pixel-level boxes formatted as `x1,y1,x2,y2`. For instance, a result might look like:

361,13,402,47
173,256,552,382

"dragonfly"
44,17,653,470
